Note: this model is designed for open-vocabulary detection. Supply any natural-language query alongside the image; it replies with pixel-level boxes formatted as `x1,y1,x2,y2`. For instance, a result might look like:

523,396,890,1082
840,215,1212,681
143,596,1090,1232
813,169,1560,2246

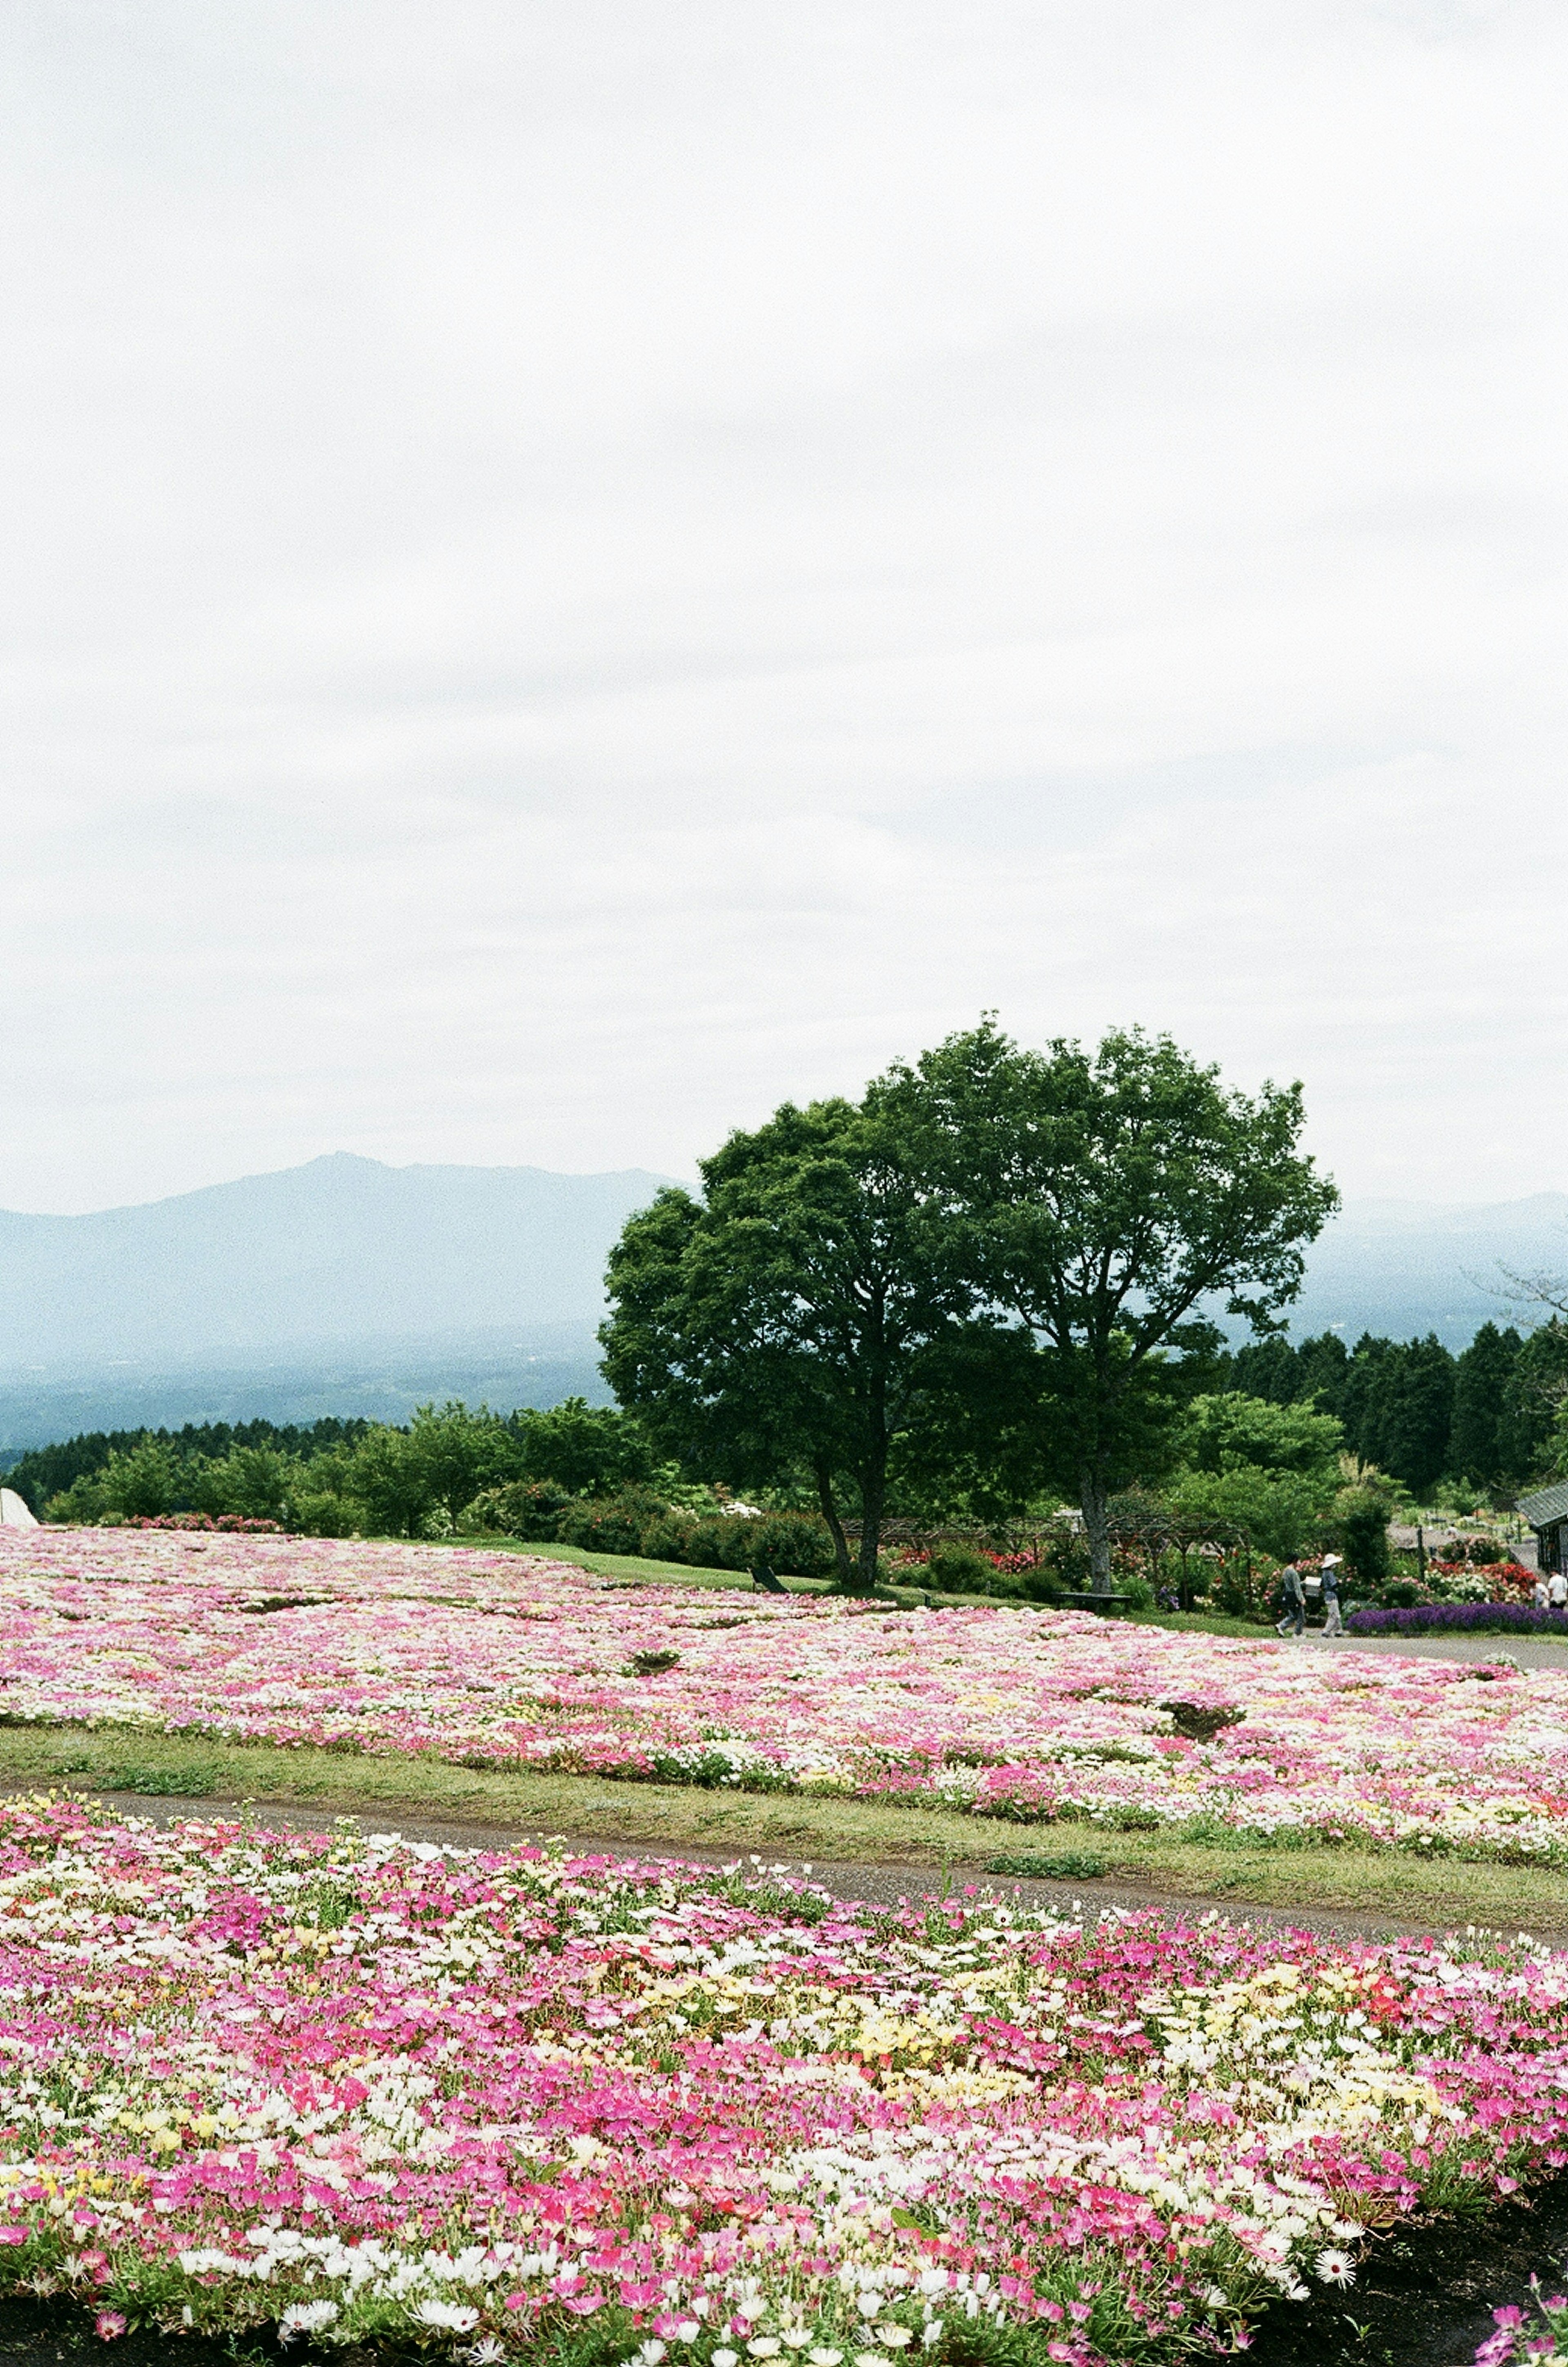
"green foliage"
1501,1320,1568,1485
49,1438,184,1522
1337,1487,1392,1587
509,1397,654,1496
1165,1464,1329,1561
1176,1390,1343,1480
10,1416,367,1518
554,1491,658,1558
601,1091,980,1589
461,1477,575,1540
1161,1389,1343,1559
921,1541,996,1593
1450,1322,1524,1490
878,1020,1338,1589
1214,1318,1568,1502
1228,1334,1301,1405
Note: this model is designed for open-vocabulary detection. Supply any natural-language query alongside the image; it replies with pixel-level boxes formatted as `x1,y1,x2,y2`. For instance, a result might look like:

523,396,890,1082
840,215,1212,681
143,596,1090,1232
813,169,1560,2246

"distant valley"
1,1155,1565,1451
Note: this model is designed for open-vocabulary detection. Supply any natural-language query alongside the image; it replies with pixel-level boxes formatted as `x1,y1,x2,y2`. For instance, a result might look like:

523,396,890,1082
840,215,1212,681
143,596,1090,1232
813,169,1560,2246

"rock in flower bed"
1348,1604,1568,1640
2,1797,1568,2360
7,1531,1568,1867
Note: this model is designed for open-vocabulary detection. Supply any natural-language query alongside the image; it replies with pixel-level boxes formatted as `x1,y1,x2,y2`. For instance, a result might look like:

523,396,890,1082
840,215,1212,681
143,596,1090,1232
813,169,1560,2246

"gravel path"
1295,1630,1568,1668
60,1787,1540,1949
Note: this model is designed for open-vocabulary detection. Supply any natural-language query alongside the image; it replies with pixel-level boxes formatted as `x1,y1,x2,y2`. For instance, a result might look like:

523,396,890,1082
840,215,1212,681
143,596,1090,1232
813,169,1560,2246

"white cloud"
1,0,1564,1210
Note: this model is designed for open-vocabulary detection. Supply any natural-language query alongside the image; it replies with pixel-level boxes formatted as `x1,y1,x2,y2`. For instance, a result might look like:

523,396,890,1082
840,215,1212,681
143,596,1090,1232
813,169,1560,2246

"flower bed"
6,1530,1568,1866
1,1798,1567,2360
1348,1604,1568,1639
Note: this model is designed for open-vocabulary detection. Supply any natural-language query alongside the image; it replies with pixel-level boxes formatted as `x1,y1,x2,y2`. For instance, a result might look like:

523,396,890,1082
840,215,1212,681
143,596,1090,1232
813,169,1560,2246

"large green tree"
600,1094,981,1589
876,1022,1339,1590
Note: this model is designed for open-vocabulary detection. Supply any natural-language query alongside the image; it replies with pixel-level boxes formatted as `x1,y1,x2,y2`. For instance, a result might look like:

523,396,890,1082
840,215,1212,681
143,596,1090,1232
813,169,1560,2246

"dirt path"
73,1787,1536,1947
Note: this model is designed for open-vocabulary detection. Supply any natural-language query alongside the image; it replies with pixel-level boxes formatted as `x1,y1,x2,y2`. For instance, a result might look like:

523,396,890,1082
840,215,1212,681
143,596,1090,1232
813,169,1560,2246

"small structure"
1517,1481,1568,1577
0,1488,38,1529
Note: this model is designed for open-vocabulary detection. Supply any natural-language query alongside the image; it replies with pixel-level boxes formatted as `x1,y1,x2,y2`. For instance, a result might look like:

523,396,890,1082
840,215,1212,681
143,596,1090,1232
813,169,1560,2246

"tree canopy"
875,1021,1340,1587
600,1094,982,1587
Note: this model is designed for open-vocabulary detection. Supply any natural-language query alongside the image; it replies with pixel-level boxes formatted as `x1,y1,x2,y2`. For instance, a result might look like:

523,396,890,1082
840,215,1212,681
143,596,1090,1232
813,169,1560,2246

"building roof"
1517,1480,1568,1529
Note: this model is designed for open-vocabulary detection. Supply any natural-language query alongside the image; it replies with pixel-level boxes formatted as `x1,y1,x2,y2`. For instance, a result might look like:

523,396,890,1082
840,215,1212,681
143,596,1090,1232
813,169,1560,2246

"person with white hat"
1320,1553,1345,1637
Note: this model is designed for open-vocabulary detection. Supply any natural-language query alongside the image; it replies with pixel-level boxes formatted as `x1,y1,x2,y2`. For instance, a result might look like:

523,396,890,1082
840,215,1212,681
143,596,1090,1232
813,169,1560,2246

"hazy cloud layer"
3,1,1564,1211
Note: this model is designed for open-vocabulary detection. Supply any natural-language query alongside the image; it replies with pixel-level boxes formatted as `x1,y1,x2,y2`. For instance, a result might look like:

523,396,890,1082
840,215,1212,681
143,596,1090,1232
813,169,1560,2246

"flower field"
0,1796,1567,2360
4,1530,1568,1867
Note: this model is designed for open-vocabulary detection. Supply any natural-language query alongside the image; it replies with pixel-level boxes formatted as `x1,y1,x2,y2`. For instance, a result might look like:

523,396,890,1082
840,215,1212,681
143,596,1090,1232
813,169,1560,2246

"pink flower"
94,2314,127,2341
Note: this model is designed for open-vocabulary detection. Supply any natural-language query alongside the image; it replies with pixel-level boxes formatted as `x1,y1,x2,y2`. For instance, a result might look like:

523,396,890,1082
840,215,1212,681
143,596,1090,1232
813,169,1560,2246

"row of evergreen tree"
2,1418,370,1515
1231,1320,1568,1498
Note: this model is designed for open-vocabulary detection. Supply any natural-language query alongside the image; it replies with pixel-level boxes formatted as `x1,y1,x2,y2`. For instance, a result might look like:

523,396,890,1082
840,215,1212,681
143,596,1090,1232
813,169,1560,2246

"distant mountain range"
0,1154,675,1449
1274,1192,1568,1348
0,1156,1564,1453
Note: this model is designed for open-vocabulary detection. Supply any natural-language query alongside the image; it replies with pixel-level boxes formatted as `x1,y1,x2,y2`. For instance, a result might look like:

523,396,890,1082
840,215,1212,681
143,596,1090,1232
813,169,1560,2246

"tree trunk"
855,1458,886,1593
1081,1468,1112,1595
850,1303,890,1593
814,1464,854,1587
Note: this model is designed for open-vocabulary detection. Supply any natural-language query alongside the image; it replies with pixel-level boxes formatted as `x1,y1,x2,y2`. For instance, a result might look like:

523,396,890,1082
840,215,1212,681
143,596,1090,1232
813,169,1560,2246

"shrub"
460,1479,573,1540
679,1519,729,1569
1119,1574,1157,1611
922,1543,995,1594
1337,1489,1391,1587
555,1494,645,1558
288,1491,363,1539
744,1511,836,1579
637,1513,701,1564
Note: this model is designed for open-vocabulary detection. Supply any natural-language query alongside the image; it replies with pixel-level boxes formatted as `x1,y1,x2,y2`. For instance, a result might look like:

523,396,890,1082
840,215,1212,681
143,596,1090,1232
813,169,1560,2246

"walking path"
1296,1629,1568,1668
52,1785,1536,1950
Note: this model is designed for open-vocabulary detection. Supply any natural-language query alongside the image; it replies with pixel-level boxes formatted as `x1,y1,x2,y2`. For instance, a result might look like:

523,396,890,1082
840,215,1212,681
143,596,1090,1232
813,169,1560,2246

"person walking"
1276,1559,1307,1638
1320,1553,1345,1638
1550,1566,1568,1614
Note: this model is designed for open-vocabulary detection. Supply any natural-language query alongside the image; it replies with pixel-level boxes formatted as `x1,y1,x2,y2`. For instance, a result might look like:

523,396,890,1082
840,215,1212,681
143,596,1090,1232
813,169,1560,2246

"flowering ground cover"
1349,1604,1568,1639
5,1530,1568,1870
2,1797,1568,2362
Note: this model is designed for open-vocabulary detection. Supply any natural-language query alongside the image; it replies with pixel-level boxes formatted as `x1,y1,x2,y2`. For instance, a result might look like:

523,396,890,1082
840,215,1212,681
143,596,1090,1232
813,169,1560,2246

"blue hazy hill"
0,1157,1564,1452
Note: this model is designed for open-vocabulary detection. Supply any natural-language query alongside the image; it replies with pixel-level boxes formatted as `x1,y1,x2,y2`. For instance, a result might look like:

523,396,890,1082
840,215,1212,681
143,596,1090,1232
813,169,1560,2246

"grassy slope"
458,1538,1267,1634
6,1721,1568,1935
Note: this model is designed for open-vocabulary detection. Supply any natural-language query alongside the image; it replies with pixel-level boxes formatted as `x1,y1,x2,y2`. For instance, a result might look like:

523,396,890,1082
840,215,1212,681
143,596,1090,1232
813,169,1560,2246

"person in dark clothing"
1276,1560,1307,1638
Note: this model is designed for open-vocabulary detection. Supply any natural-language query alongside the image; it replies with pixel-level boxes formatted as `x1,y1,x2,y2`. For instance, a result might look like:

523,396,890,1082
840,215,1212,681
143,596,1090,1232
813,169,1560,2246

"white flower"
714,2349,740,2366
675,2325,702,2344
1314,2249,1356,2288
809,2353,844,2365
876,2332,914,2351
855,2354,895,2367
780,2335,813,2351
639,2348,668,2366
920,2331,943,2352
749,2343,782,2358
416,2300,481,2332
279,2301,340,2343
857,2296,883,2320
464,2345,509,2367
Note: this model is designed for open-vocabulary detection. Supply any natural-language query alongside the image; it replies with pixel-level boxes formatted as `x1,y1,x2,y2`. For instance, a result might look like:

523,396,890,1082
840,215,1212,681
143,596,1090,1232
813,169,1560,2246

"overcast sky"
3,0,1565,1215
